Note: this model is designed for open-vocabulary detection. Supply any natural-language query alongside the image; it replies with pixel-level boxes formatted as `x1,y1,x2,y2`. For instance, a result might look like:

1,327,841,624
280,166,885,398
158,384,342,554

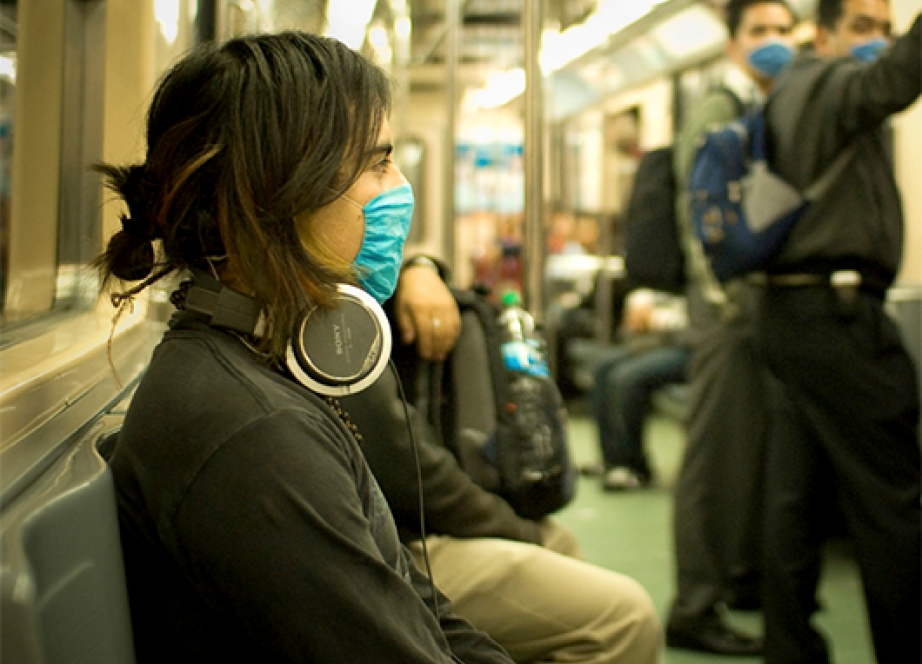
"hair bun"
109,226,155,281
105,164,158,281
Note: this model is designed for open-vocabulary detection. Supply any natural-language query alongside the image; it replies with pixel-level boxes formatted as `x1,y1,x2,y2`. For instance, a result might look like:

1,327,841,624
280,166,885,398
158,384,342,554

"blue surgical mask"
747,40,795,79
851,37,889,63
348,183,415,303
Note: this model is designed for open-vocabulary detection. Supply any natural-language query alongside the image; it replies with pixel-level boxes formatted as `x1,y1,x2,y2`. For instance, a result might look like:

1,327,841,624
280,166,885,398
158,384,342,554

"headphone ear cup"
285,284,392,396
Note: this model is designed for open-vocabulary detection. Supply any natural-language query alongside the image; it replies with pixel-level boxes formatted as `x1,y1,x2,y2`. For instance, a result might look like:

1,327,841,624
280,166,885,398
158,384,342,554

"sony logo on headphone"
333,323,344,356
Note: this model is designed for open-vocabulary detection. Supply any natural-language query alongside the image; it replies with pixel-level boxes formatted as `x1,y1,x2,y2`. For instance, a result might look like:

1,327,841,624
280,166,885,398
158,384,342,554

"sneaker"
602,467,649,491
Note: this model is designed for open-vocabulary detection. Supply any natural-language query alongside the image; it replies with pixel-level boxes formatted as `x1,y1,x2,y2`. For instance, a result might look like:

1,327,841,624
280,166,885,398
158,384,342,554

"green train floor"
555,402,875,664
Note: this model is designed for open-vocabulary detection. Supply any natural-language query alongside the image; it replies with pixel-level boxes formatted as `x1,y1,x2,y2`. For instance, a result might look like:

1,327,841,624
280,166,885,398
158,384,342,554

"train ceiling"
260,0,817,120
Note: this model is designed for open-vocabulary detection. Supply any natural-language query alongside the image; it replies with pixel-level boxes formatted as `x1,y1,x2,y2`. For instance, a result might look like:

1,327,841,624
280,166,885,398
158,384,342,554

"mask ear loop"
324,187,370,285
204,254,228,281
326,184,363,208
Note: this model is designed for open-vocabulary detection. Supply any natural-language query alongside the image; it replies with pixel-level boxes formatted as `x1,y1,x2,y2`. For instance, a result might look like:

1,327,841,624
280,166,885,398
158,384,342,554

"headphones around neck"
183,271,391,397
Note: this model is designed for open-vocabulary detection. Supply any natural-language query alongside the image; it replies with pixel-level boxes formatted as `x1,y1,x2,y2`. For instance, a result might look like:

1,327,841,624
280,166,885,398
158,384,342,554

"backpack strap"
802,144,856,202
765,58,856,201
713,84,747,117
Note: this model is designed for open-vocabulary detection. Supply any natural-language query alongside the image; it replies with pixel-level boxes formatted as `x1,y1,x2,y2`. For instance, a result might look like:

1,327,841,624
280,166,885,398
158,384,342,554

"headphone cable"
389,360,441,621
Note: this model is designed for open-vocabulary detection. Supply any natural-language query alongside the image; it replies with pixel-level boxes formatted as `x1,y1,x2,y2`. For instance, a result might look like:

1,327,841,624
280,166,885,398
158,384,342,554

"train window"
57,0,106,313
0,0,207,346
0,0,107,342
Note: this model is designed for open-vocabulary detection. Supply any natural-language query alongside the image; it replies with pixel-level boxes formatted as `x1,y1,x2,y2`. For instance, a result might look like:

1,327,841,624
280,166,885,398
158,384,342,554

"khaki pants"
410,520,661,664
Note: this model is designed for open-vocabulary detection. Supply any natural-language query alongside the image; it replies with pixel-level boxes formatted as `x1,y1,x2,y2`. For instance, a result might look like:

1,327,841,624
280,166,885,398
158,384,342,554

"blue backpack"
689,109,853,282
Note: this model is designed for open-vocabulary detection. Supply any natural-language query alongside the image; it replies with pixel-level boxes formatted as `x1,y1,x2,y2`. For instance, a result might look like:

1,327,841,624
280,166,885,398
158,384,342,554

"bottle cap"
501,290,521,308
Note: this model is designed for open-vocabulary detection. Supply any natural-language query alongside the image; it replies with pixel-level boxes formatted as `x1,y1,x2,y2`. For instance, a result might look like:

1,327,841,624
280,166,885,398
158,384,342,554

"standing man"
758,2,921,663
665,0,797,656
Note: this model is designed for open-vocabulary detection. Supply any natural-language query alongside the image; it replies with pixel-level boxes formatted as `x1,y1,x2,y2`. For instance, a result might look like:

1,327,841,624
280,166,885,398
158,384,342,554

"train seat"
1,423,136,664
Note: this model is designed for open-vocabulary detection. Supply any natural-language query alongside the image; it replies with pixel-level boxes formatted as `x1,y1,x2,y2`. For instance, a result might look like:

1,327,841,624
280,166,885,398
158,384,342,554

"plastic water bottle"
493,291,563,491
498,291,548,378
498,291,534,341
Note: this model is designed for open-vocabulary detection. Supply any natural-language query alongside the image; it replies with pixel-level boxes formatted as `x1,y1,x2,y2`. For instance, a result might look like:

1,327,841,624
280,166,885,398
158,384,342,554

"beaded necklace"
325,397,364,445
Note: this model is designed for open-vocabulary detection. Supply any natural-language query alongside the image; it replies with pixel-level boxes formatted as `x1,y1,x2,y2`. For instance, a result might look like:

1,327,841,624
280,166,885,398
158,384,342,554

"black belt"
752,270,889,299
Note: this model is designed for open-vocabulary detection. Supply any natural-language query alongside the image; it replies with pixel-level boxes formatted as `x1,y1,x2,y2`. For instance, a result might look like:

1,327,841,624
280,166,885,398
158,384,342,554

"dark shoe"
725,571,762,611
726,591,762,612
666,612,763,656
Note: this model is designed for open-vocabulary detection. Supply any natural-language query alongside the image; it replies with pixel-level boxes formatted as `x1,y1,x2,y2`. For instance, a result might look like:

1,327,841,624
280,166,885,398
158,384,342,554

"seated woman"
590,288,690,490
96,32,513,664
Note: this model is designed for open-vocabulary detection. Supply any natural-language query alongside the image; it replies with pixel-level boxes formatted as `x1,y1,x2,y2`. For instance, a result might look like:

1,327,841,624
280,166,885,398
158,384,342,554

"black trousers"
758,285,920,664
670,308,768,620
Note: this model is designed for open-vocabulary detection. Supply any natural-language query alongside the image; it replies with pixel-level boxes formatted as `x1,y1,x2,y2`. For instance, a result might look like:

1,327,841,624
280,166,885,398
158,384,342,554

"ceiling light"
469,68,526,109
541,0,657,73
154,0,181,45
325,0,379,50
650,4,725,60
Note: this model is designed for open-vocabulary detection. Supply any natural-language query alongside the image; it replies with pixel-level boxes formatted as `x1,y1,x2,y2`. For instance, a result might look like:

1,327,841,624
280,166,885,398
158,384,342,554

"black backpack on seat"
394,287,576,520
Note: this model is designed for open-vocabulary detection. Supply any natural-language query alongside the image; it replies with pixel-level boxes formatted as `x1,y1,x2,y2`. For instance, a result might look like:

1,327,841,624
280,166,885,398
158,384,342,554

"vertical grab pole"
523,0,546,321
442,0,461,273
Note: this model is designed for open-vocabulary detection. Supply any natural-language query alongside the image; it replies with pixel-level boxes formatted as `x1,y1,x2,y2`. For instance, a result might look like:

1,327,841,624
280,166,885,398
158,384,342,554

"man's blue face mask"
348,183,415,303
746,40,795,79
851,37,889,63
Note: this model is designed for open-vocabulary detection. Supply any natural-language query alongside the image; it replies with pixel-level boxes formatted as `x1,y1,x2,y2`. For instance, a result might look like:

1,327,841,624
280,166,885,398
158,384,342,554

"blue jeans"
590,344,689,477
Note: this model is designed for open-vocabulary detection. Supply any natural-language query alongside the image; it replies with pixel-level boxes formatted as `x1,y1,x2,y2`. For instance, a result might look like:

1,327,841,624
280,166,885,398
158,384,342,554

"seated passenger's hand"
394,265,461,361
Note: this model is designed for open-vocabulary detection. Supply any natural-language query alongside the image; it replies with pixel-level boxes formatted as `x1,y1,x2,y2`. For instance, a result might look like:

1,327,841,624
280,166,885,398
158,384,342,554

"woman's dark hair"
96,32,392,360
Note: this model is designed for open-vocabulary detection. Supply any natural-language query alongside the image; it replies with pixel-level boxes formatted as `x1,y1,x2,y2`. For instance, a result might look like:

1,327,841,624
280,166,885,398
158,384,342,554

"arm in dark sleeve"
342,368,542,545
169,409,513,663
769,14,921,177
827,14,921,136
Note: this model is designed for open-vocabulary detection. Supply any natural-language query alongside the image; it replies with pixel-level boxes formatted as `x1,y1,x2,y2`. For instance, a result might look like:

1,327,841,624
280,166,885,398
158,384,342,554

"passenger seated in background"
342,258,663,664
589,288,689,491
96,33,514,664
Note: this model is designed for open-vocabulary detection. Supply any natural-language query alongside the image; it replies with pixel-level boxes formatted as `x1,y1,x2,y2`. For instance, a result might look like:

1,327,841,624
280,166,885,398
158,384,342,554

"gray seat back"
1,422,136,664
